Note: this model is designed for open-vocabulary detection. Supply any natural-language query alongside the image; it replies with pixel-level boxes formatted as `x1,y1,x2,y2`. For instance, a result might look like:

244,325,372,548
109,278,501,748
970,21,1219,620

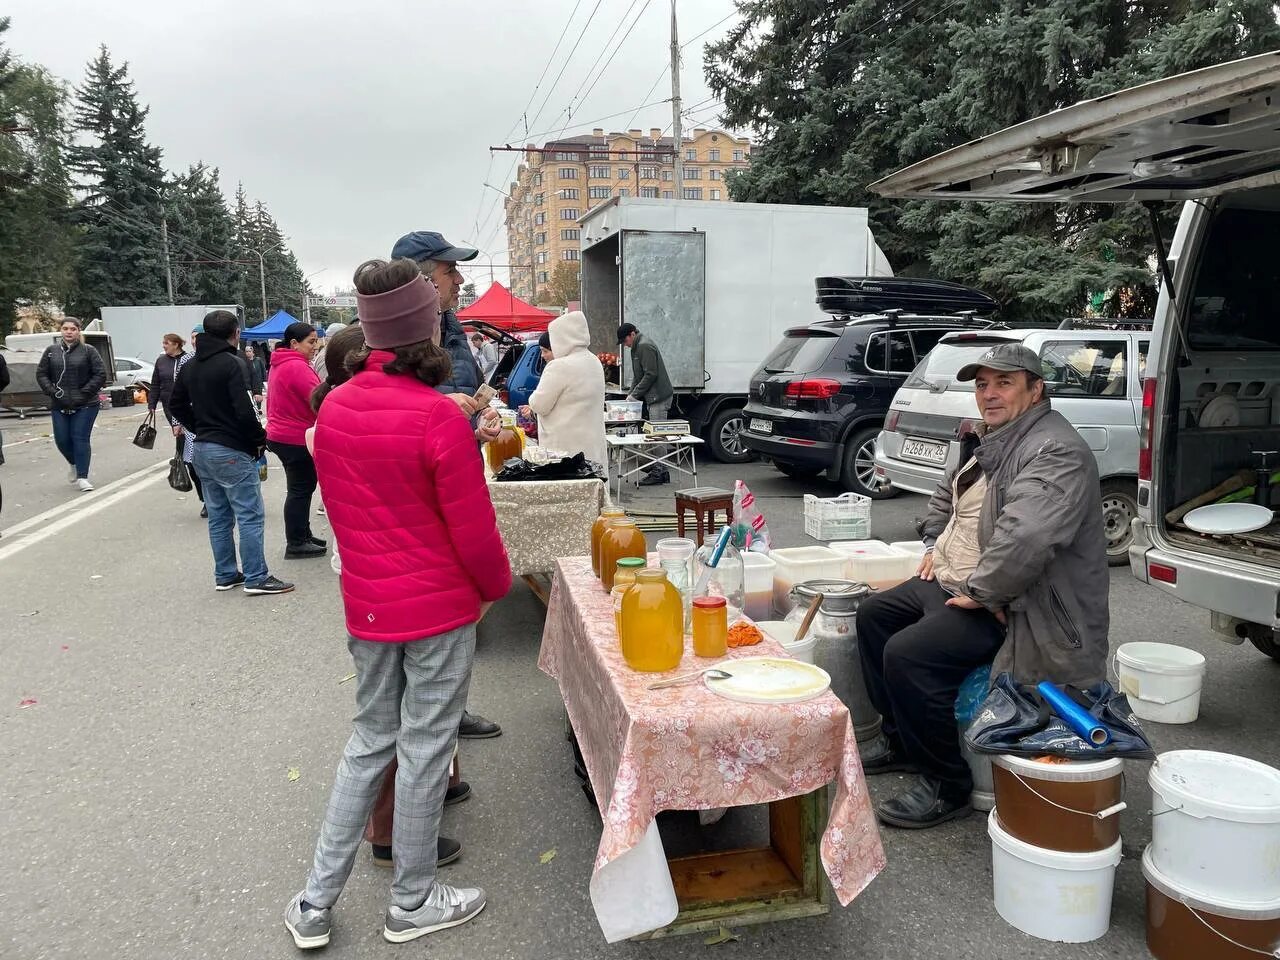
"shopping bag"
167,457,192,492
133,410,157,450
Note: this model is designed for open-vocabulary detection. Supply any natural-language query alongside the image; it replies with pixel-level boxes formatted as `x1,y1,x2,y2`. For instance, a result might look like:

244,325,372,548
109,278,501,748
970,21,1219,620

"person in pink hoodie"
284,258,511,950
265,321,325,559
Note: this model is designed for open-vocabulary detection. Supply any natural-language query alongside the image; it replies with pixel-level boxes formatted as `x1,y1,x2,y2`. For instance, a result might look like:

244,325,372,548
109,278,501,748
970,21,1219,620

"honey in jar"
590,507,627,577
620,568,683,672
611,556,647,640
599,518,646,591
485,409,526,473
692,595,728,658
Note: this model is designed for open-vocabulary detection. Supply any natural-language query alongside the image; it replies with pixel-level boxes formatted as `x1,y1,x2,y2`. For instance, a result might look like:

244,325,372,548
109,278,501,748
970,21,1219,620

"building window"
537,270,549,283
532,173,543,186
589,144,608,158
709,148,720,162
662,190,674,199
560,208,579,220
640,166,657,179
533,212,546,225
560,228,580,241
534,192,545,204
710,169,721,181
661,170,672,181
559,187,579,199
554,151,579,161
640,186,659,198
536,231,547,245
588,186,612,199
535,251,548,264
617,167,629,179
619,188,630,197
732,149,745,162
711,189,721,200
558,167,578,179
685,148,697,161
685,167,701,180
683,187,702,200
589,164,610,179
562,249,580,261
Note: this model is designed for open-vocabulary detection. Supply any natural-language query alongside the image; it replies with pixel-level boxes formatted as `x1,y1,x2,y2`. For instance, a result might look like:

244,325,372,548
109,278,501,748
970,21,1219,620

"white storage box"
741,552,777,622
605,399,643,422
804,492,871,540
828,540,917,590
890,540,928,557
770,546,845,614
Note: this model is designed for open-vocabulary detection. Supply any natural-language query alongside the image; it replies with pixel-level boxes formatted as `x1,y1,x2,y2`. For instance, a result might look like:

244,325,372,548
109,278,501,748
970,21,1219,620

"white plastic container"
605,399,643,421
1115,641,1206,723
828,540,917,590
740,552,777,621
803,492,871,540
988,811,1121,943
756,620,818,664
889,540,928,557
769,546,845,614
1149,750,1280,905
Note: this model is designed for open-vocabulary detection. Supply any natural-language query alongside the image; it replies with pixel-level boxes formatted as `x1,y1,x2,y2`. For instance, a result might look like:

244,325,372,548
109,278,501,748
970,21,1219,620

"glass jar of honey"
590,507,628,577
610,556,648,640
485,408,526,473
599,518,646,591
691,596,728,658
620,568,684,672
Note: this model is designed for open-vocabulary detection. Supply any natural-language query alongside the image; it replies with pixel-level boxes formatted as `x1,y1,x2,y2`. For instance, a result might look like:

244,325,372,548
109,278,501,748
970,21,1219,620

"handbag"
133,410,157,450
168,457,193,492
964,671,1155,761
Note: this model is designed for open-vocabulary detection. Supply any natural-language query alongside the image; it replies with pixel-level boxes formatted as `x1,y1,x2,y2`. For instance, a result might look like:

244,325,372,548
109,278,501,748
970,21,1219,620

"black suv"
740,278,999,498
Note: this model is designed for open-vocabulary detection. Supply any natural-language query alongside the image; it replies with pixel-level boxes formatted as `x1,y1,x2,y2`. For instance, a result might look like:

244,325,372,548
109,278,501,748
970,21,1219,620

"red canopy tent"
457,282,557,333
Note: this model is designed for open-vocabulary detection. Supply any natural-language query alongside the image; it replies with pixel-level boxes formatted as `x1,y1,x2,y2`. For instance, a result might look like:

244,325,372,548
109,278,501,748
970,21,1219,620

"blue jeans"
51,405,99,479
192,441,268,585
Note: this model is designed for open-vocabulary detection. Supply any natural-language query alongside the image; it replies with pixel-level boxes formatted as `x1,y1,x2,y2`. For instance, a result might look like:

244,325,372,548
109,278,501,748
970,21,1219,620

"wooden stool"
675,486,733,543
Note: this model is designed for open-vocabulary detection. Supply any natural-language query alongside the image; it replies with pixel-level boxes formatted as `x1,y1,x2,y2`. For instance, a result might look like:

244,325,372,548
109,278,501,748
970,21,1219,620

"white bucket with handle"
1114,642,1206,724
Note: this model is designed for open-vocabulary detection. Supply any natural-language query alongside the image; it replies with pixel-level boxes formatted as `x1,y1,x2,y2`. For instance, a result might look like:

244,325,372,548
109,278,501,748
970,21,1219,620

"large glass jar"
655,537,696,633
620,568,684,672
591,507,628,577
611,556,648,640
693,534,744,621
485,408,526,473
599,518,647,591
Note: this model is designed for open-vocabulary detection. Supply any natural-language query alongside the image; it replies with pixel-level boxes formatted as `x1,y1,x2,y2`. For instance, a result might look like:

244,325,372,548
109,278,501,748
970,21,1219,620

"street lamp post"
245,239,287,325
147,184,174,304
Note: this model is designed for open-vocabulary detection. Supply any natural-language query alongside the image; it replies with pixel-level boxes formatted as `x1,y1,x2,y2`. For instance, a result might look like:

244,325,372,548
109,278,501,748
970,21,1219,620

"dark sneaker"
637,472,669,487
383,881,486,943
283,892,331,950
199,505,208,519
284,542,327,559
458,710,501,739
372,836,462,868
861,748,918,777
445,780,472,806
308,536,327,548
215,573,246,592
244,575,295,596
875,775,972,829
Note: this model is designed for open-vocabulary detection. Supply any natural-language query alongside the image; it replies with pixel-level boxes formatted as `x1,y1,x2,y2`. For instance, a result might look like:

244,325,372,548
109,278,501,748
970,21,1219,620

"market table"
487,477,605,602
606,433,702,503
538,555,886,942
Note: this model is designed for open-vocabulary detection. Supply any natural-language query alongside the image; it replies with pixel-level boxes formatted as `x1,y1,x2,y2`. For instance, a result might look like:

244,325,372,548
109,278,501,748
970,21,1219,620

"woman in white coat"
520,311,608,472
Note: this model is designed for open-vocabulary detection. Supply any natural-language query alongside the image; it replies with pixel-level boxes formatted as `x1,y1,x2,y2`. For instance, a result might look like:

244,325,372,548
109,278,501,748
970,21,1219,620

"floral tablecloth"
538,555,886,941
487,478,604,577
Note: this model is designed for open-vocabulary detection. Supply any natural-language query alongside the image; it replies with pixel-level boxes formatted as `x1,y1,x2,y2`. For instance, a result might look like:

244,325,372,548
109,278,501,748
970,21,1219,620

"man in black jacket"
170,310,293,596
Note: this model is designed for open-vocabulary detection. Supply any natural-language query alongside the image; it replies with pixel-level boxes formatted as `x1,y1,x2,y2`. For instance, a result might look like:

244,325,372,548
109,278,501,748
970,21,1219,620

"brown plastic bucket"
992,754,1125,853
1144,846,1280,960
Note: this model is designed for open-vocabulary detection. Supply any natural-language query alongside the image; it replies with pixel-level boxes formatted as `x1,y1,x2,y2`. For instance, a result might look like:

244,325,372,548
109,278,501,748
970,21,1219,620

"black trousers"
857,577,1004,794
267,440,317,546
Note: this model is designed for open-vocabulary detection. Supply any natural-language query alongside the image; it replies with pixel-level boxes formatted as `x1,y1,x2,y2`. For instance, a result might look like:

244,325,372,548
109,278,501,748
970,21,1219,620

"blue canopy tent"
244,309,325,340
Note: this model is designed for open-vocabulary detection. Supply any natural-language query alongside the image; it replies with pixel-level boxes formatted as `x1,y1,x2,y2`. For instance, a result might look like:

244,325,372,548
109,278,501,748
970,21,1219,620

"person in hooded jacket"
519,311,607,472
266,321,325,559
36,319,107,492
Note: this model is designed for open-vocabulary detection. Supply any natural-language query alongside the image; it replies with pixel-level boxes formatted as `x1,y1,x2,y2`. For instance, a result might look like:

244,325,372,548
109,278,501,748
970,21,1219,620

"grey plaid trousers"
303,623,475,910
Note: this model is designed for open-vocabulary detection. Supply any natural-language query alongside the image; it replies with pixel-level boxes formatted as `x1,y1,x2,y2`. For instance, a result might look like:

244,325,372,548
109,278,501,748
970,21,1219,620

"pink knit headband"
356,274,441,349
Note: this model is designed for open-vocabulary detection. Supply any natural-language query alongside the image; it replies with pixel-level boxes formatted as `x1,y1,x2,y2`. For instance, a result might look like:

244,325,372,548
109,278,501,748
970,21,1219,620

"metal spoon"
647,667,733,690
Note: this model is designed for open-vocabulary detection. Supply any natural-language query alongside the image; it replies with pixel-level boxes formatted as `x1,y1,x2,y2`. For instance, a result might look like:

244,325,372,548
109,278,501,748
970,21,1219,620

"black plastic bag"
493,452,605,482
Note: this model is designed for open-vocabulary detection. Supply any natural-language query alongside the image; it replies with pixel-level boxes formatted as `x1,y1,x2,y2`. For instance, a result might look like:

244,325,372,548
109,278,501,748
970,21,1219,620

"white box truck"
578,197,892,462
100,304,242,363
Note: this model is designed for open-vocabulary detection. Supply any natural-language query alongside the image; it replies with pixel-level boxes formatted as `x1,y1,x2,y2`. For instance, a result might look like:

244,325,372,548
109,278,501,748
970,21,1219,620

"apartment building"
503,127,751,301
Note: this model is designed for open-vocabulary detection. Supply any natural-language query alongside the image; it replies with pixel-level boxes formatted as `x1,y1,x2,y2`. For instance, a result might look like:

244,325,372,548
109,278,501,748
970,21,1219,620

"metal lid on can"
790,579,873,614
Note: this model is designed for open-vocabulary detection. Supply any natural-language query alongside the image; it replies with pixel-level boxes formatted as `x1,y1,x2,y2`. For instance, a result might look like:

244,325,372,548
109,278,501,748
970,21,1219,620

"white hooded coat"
528,311,608,472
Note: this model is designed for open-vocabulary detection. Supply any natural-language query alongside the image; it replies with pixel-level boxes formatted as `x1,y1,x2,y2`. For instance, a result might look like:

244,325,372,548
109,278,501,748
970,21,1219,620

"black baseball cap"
617,322,637,344
390,231,478,264
956,342,1043,382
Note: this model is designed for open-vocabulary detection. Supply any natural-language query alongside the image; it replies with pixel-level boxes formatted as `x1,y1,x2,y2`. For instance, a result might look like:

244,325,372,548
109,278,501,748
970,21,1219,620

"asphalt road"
3,409,1278,959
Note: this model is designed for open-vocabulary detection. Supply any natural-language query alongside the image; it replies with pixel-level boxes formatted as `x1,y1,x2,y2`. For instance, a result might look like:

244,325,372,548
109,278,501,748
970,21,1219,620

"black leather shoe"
861,749,918,776
372,837,462,868
458,710,502,739
199,505,208,519
284,542,327,559
308,536,327,548
875,776,972,829
444,780,471,805
637,473,670,487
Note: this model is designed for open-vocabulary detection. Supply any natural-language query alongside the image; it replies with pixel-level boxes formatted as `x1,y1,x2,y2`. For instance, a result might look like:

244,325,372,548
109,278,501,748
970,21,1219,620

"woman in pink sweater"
265,321,324,558
285,258,511,949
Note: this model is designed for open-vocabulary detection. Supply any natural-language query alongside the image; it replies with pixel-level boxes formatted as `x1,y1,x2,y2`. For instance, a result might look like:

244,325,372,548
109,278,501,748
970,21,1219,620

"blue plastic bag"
953,664,992,725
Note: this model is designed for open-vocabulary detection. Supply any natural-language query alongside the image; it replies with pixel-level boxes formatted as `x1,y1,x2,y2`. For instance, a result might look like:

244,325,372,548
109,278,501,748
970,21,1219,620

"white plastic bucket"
1114,642,1206,724
988,811,1121,943
756,620,817,665
1149,750,1280,905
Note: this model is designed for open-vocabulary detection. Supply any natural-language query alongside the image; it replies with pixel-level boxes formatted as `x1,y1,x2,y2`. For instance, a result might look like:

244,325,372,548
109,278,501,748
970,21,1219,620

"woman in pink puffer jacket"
285,258,510,949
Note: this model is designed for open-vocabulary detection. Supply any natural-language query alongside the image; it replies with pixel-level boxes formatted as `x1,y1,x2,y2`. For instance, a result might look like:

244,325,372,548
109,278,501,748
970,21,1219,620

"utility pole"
159,216,174,304
246,239,287,325
669,0,684,193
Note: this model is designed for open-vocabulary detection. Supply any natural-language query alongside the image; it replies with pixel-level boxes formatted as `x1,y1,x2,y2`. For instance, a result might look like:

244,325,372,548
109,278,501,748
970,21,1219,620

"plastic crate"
803,493,871,541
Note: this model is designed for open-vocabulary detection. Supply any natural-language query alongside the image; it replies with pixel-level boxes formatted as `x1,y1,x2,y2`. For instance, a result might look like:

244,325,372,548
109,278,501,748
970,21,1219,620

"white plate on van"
1183,503,1273,536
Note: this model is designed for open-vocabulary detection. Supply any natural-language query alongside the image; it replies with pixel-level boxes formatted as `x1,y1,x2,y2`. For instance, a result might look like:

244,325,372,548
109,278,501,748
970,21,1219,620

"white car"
113,356,153,387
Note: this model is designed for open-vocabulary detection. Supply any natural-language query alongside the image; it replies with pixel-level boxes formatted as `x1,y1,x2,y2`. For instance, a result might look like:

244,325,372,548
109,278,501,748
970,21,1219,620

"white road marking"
0,460,168,561
1,435,50,449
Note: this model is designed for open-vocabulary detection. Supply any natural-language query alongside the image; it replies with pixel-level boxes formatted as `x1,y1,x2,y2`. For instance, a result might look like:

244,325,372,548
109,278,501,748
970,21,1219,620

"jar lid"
616,557,647,568
692,596,727,608
635,568,667,582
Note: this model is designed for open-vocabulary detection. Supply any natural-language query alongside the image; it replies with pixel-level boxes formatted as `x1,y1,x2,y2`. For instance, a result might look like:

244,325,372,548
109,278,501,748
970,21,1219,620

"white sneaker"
76,478,94,492
383,881,486,943
68,465,77,483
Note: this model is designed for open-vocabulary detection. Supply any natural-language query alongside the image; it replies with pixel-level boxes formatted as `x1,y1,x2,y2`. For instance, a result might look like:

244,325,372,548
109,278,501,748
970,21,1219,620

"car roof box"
815,276,999,317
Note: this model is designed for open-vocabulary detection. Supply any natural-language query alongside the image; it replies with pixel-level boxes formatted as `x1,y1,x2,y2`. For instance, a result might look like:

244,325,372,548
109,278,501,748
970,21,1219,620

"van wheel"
841,426,896,500
1101,479,1139,567
708,407,755,464
1250,634,1280,661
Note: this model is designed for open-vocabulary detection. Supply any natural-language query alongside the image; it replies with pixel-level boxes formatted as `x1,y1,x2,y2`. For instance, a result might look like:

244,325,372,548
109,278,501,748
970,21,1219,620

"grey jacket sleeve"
631,342,658,399
963,438,1094,608
918,467,957,545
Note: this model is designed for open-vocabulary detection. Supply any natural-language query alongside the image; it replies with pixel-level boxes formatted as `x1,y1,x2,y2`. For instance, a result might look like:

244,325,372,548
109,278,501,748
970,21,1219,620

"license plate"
900,437,948,464
750,418,772,434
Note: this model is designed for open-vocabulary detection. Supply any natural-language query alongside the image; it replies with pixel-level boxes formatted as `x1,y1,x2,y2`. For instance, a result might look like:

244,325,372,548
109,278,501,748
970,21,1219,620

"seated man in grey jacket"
857,342,1108,829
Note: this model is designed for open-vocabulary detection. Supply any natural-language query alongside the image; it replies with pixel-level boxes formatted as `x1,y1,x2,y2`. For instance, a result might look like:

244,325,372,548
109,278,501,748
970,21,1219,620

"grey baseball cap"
956,342,1043,382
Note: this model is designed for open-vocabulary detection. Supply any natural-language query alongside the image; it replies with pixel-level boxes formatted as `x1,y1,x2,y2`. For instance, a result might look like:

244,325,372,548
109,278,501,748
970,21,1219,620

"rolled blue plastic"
1036,681,1111,747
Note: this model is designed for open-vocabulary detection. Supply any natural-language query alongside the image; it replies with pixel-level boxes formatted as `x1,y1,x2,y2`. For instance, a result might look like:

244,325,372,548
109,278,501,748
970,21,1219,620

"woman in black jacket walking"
149,333,187,458
35,319,106,492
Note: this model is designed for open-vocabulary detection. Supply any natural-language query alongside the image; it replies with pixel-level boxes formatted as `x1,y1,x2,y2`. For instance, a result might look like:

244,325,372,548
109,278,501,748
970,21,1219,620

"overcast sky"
6,0,741,297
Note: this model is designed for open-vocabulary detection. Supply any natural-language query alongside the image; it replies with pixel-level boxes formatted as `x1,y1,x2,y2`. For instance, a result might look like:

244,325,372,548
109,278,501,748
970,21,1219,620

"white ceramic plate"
1183,502,1274,535
704,656,831,704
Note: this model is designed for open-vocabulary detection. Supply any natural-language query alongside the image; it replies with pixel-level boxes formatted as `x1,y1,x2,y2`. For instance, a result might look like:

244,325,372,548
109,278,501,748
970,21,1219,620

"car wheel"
774,461,825,480
708,407,755,464
1250,634,1280,661
840,426,896,500
1100,479,1139,567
